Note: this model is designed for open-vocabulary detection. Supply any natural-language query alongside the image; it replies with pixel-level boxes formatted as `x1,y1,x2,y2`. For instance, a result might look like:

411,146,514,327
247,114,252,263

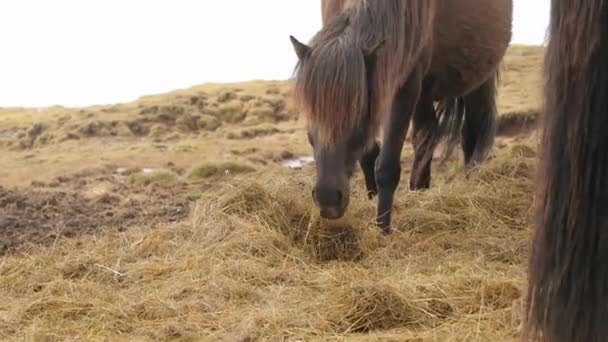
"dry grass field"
0,44,543,341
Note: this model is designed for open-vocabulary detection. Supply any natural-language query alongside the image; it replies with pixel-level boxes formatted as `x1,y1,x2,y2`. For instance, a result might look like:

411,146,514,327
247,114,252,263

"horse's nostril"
316,188,340,207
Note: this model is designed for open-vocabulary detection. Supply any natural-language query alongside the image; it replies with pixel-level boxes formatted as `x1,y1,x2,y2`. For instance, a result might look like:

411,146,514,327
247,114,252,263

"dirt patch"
0,168,197,255
497,110,538,136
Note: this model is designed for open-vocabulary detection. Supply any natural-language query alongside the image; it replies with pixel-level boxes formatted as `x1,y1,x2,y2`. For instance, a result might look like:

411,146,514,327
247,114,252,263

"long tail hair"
434,69,500,166
524,0,608,341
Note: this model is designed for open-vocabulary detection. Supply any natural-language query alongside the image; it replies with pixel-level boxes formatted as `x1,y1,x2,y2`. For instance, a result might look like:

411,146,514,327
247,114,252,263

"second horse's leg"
409,96,438,191
360,141,380,199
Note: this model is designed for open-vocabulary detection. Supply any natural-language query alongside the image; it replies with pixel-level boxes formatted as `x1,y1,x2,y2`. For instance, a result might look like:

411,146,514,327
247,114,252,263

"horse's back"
428,0,513,98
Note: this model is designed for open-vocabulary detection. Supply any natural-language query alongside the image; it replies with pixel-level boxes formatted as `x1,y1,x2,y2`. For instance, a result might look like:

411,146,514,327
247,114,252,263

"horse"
289,0,513,233
523,1,608,341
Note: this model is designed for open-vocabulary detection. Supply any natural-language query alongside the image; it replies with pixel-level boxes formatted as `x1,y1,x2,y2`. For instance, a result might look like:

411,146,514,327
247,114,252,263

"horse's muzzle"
319,206,346,220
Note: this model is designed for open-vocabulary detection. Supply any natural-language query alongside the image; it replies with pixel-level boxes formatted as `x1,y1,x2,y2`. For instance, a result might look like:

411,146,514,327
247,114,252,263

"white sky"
0,0,549,108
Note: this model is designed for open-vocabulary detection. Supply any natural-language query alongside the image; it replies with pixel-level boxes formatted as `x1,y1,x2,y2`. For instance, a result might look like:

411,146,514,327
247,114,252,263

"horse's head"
289,34,384,219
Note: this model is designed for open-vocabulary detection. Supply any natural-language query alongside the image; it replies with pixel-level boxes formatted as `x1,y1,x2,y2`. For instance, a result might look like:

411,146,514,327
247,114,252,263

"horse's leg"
375,67,423,233
409,95,437,191
360,141,380,199
461,71,498,168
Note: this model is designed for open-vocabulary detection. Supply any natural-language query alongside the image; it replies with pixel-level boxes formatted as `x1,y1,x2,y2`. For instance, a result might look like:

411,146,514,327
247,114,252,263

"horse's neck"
362,0,436,116
321,0,354,25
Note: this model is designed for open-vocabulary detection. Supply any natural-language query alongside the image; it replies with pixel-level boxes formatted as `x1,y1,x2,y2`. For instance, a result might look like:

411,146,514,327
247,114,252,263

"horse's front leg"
360,141,380,199
375,68,423,233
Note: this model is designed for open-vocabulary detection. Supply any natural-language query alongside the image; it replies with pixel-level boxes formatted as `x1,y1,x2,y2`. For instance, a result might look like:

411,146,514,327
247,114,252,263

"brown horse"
289,0,512,232
523,1,608,341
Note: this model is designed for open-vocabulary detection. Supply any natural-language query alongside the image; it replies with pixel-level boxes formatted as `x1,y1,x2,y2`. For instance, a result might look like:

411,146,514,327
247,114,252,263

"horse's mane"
293,0,436,146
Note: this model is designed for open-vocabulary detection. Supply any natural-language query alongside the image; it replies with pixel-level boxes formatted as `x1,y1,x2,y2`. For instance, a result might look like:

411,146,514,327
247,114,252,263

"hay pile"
0,150,536,341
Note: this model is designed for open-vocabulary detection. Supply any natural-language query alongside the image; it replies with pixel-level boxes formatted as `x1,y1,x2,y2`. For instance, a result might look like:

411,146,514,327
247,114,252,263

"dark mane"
292,0,436,146
524,0,608,340
293,14,367,146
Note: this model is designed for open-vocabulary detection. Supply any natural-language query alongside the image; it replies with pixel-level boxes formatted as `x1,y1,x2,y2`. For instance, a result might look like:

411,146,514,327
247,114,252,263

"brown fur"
294,0,511,149
321,0,349,25
291,0,511,231
523,0,608,341
294,0,436,147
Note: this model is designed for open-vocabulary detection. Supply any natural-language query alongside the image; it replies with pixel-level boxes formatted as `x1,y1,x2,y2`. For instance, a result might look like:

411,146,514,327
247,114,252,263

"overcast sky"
0,0,549,108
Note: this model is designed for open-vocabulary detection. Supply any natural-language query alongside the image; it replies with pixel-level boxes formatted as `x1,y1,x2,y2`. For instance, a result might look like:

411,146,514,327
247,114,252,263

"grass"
217,101,246,123
127,170,180,187
0,44,545,341
0,148,536,341
505,144,537,159
226,123,282,140
497,45,544,116
197,114,221,131
0,81,295,149
187,161,257,181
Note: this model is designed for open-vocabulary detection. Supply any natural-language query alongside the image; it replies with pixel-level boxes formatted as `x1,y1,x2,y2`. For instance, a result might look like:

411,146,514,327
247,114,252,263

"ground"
0,45,543,341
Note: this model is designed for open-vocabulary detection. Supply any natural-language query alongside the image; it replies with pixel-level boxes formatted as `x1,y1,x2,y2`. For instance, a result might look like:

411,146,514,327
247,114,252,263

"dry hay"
0,150,536,341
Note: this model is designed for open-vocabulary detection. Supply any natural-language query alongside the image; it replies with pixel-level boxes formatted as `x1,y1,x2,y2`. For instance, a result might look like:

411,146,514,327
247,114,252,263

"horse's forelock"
294,36,367,147
292,0,436,148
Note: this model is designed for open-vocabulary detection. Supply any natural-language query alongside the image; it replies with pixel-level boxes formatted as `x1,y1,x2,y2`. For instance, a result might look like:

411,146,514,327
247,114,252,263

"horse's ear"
290,35,311,60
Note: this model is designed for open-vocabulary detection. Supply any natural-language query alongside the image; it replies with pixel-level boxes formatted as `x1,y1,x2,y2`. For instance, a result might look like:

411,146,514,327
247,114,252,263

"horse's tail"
434,69,499,166
523,0,608,341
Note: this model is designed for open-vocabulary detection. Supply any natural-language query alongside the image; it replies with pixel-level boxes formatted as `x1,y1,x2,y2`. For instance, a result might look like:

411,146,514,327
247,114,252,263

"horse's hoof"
376,221,393,234
409,183,430,192
381,226,394,235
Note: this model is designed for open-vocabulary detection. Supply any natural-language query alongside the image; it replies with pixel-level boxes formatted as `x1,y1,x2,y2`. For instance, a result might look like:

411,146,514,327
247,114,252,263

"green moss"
127,170,179,187
187,162,256,181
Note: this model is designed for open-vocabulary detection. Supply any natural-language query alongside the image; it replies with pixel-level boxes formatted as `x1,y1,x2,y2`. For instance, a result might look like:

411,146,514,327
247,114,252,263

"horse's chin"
319,207,346,220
